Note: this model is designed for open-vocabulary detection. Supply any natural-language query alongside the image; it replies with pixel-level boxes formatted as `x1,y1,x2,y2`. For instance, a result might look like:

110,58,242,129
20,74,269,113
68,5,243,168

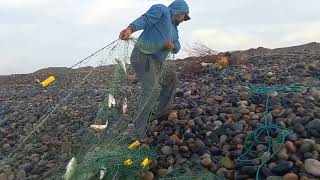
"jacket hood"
168,0,190,16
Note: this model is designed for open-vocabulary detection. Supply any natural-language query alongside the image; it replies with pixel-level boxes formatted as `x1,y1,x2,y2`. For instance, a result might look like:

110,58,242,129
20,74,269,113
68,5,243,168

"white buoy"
64,157,77,180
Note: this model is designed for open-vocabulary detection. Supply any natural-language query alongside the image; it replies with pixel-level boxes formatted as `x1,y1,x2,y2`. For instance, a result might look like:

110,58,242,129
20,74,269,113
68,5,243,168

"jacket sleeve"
129,4,165,31
172,40,181,54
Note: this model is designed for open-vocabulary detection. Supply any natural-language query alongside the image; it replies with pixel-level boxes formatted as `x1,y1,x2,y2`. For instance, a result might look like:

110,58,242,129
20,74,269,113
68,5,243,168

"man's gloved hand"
119,27,134,40
165,41,175,50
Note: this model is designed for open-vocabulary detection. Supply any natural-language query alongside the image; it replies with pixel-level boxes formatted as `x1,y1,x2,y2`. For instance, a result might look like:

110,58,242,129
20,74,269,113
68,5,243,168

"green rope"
226,64,320,179
237,94,293,180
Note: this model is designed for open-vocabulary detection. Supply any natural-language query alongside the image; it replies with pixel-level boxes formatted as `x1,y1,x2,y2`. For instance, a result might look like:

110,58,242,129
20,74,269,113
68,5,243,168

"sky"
0,0,320,75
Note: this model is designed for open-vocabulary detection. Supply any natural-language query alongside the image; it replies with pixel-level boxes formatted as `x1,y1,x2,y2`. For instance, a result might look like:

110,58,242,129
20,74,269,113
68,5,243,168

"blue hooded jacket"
129,0,190,62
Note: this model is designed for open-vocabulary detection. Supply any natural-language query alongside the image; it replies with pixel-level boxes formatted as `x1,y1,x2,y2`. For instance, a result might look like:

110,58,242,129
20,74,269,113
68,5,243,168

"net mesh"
0,38,220,180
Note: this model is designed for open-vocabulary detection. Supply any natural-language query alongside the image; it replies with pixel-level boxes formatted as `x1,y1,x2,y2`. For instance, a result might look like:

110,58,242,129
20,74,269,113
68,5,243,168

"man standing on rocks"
119,0,190,135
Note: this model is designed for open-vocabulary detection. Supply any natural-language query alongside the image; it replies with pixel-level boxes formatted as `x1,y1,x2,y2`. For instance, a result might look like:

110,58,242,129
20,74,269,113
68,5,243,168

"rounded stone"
285,141,296,153
219,135,228,143
283,173,298,180
179,146,189,153
187,120,195,127
16,170,26,180
157,169,169,177
141,171,154,180
219,157,235,169
240,92,251,100
299,142,313,153
170,134,181,144
266,176,283,180
213,121,223,127
304,159,320,177
160,146,172,155
3,144,10,150
201,158,212,166
167,156,175,165
168,112,178,121
0,173,8,180
184,91,192,97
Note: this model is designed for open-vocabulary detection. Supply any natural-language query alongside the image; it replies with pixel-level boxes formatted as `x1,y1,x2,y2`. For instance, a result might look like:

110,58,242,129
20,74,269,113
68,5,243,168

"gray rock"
219,135,228,143
160,146,172,155
304,152,313,159
299,142,313,154
239,108,250,114
287,133,298,141
16,170,26,180
240,166,257,176
230,123,244,131
306,119,320,137
201,158,212,166
271,160,294,175
37,160,48,167
18,163,32,172
213,121,223,127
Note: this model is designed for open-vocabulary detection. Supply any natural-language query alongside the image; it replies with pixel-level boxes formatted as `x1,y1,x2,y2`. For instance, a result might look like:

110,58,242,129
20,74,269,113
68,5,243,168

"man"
119,0,190,135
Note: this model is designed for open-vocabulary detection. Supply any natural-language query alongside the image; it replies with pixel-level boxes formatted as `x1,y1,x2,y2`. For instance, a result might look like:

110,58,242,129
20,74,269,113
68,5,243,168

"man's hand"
165,41,175,50
119,27,134,40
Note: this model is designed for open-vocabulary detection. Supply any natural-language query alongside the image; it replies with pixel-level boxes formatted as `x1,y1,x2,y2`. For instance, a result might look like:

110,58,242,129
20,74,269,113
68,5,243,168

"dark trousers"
130,46,177,135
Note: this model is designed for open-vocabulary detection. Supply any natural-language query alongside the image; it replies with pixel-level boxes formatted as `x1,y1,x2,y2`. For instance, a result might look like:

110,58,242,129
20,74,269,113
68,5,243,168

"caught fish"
64,157,77,180
90,120,108,132
99,167,107,180
115,59,127,74
201,62,213,67
108,94,116,108
122,98,128,114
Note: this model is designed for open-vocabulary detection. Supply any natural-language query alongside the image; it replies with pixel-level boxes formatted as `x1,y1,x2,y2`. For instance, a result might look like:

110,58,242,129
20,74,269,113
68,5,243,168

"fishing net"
0,38,219,180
